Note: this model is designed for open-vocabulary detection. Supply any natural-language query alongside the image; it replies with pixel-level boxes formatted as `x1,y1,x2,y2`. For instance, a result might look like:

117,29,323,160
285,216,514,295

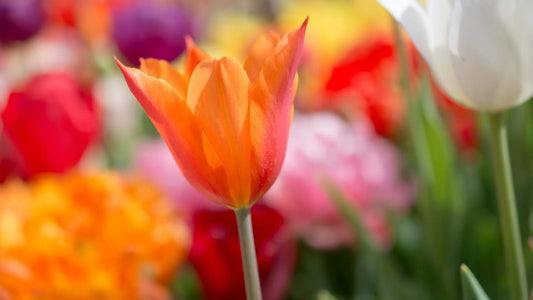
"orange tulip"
116,18,307,209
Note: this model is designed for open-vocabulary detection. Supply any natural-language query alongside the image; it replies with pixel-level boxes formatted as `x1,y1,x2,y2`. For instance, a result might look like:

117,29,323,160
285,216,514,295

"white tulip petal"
376,0,430,63
428,47,470,107
448,0,521,111
517,0,533,102
496,0,517,22
423,0,469,105
381,0,533,111
427,0,453,49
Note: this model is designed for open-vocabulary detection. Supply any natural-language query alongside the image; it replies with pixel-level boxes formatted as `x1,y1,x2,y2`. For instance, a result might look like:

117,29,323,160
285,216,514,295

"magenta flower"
264,113,414,249
0,0,44,44
112,1,194,66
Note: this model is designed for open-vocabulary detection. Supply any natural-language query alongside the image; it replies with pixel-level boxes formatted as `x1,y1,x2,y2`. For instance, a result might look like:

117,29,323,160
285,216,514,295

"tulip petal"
384,0,464,103
516,1,533,101
115,57,231,205
427,0,453,49
425,0,471,105
115,57,182,123
244,32,280,84
139,58,188,99
184,37,210,79
377,0,430,62
248,18,307,199
448,0,521,111
187,57,252,207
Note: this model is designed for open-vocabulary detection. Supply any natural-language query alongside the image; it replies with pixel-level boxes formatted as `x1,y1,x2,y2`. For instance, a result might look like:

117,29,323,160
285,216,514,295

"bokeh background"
0,0,532,299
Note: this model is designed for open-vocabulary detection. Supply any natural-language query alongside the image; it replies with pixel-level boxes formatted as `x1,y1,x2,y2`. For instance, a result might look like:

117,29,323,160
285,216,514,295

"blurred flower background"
0,0,532,299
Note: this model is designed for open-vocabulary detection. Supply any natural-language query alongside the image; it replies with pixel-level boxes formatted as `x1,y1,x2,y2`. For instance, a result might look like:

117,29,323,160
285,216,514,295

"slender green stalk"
392,20,413,100
487,112,528,300
394,19,460,300
235,207,263,300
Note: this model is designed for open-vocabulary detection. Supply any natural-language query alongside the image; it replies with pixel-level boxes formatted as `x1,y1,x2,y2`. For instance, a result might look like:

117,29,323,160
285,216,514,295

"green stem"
394,18,459,300
392,19,413,100
235,207,263,300
487,112,528,300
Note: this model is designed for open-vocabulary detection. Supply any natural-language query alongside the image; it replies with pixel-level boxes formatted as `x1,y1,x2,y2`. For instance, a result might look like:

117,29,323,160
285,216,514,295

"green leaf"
317,290,339,300
323,179,376,254
404,77,465,300
169,263,203,300
460,264,490,300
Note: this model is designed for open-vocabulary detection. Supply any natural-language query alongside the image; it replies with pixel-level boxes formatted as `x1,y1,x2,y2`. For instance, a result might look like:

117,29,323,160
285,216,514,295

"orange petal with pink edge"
184,37,210,79
140,58,188,99
114,57,231,205
187,57,252,207
114,57,182,123
248,17,307,199
244,32,280,84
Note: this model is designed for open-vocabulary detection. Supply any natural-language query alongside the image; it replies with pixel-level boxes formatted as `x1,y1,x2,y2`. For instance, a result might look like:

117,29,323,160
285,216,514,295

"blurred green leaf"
393,18,470,298
287,243,356,300
376,256,429,300
317,290,340,300
460,264,489,300
169,263,203,300
404,76,466,300
324,179,377,254
140,109,160,137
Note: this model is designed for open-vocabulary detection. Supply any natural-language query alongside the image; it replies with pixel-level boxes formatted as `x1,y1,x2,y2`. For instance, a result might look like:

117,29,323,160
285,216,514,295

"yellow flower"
278,0,390,64
277,0,391,108
202,10,267,60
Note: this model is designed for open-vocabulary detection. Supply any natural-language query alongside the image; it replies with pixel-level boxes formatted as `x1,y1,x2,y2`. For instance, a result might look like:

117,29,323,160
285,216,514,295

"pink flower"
264,112,413,249
134,138,217,214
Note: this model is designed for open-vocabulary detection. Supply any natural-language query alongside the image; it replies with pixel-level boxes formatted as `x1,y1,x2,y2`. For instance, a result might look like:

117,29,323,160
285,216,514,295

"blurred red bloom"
321,35,408,138
44,0,76,26
320,33,478,153
1,72,99,179
0,143,16,183
189,204,296,300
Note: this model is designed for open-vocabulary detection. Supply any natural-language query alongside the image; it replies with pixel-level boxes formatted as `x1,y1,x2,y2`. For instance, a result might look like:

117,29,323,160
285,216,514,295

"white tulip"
377,0,533,111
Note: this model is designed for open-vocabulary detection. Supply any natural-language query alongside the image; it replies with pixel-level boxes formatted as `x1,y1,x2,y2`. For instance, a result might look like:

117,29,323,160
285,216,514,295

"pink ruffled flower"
264,112,413,249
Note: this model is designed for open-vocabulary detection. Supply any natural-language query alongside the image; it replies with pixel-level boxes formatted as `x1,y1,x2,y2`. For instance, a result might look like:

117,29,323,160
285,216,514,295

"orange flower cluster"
0,172,190,299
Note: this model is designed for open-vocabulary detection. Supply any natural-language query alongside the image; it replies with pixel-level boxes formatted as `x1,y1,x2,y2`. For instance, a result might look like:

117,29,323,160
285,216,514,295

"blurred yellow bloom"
278,0,390,65
203,10,267,60
0,171,190,299
277,0,392,109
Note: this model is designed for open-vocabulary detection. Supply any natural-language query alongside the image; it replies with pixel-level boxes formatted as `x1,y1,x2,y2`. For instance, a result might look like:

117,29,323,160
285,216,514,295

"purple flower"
112,1,194,66
0,0,44,44
264,113,414,250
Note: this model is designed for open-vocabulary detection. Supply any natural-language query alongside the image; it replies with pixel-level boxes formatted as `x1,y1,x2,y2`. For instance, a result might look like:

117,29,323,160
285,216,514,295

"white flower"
377,0,533,111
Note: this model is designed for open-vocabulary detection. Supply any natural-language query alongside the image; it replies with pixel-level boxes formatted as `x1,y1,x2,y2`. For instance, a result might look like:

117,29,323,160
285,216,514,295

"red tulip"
189,204,296,300
1,72,99,178
322,35,409,138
